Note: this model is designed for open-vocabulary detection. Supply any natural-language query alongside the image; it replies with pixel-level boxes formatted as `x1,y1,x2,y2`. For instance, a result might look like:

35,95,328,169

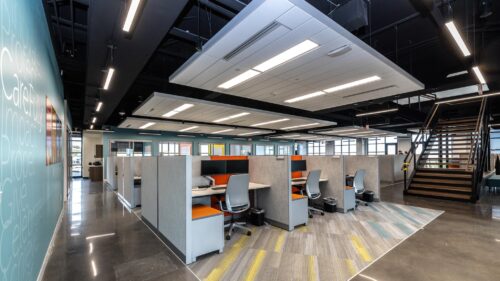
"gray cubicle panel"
302,156,346,209
116,157,125,198
157,156,193,263
344,156,381,199
141,157,158,228
105,156,117,190
249,156,291,230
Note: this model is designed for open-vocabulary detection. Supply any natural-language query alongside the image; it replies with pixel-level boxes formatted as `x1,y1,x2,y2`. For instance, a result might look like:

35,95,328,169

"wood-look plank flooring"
190,202,443,281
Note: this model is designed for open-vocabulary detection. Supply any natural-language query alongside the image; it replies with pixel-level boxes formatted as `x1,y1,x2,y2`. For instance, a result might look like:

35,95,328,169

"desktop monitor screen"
201,160,227,175
291,160,307,172
226,160,249,174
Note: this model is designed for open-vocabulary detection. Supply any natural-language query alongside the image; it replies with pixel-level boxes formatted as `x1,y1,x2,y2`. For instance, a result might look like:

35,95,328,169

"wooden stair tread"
415,172,472,178
410,183,472,192
406,189,471,200
412,177,471,185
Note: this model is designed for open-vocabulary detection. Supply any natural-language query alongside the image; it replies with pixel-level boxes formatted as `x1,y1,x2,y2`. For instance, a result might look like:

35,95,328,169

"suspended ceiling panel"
311,126,405,138
169,0,424,111
133,92,335,131
270,133,338,141
118,117,274,136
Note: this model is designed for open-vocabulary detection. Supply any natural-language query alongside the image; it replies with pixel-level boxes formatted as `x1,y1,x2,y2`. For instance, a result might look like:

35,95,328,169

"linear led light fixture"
324,128,359,134
96,101,103,112
162,103,194,118
92,117,97,124
251,118,289,127
103,68,115,90
435,92,500,104
122,0,141,32
86,233,115,240
212,128,234,134
179,126,198,132
218,40,319,89
253,40,319,72
472,66,486,84
139,122,155,129
281,123,320,130
90,124,94,130
285,76,381,103
445,21,471,57
356,108,398,117
237,131,263,136
213,112,249,123
218,70,260,89
177,134,195,138
139,132,161,136
446,70,468,78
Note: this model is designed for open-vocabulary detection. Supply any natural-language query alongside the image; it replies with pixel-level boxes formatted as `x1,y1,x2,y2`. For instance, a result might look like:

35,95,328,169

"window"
411,134,429,155
159,142,192,156
230,144,252,156
334,139,356,155
256,144,275,156
71,134,82,177
307,141,326,155
492,130,500,153
368,137,397,155
278,144,291,155
199,143,225,156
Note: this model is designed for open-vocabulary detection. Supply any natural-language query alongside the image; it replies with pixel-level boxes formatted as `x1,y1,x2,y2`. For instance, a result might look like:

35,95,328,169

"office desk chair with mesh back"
305,170,324,218
353,169,369,207
218,174,252,240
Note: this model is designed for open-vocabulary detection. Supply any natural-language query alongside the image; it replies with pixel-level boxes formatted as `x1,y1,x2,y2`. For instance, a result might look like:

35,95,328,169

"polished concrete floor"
42,179,199,281
43,179,500,281
351,183,500,281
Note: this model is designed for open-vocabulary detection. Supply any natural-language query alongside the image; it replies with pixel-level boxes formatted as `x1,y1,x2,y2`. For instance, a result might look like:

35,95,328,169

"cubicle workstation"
116,156,142,208
344,156,381,201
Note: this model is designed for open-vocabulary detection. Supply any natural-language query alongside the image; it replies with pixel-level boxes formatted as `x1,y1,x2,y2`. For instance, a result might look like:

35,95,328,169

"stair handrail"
469,99,490,201
467,98,487,170
402,103,440,189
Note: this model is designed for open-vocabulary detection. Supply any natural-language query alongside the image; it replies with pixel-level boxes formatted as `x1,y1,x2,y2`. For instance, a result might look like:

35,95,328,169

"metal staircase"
402,98,491,202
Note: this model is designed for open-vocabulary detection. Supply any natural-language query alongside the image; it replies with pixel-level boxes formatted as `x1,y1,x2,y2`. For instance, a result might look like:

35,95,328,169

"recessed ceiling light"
212,129,234,134
445,21,471,57
356,108,398,117
323,76,381,93
179,126,198,132
103,68,115,90
237,131,263,136
123,0,141,32
253,40,318,72
92,117,97,124
281,123,320,130
162,103,194,118
472,66,486,84
285,91,326,103
139,122,155,129
251,118,289,127
218,70,260,89
96,101,103,112
213,112,249,123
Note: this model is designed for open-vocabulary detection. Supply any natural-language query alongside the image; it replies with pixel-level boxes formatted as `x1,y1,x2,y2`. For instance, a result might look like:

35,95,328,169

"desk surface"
192,182,270,198
291,177,328,185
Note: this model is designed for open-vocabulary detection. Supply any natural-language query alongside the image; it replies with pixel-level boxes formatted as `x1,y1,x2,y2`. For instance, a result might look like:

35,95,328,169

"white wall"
83,131,103,178
398,137,411,154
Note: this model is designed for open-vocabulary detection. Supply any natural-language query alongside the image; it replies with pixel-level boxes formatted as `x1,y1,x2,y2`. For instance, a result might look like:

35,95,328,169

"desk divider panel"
158,156,193,263
116,157,125,197
105,156,117,189
378,155,396,183
302,156,346,209
249,156,291,230
344,156,381,199
121,157,137,208
141,157,158,228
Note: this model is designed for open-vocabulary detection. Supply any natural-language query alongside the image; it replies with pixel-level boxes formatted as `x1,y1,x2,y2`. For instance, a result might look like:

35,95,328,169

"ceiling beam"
198,0,236,18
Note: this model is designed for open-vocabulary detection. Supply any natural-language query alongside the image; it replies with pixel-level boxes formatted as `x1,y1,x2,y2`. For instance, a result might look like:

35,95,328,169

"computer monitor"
291,160,307,172
226,160,249,174
201,160,227,175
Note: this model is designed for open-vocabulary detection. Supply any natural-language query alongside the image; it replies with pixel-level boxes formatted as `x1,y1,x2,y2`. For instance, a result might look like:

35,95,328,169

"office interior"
1,0,500,281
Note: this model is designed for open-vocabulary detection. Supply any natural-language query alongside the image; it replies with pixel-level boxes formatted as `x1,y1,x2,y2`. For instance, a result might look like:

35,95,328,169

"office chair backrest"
306,170,321,199
353,169,366,195
225,174,250,213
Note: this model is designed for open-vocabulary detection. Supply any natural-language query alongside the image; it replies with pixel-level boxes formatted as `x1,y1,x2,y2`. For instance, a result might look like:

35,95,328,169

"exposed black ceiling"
45,0,500,133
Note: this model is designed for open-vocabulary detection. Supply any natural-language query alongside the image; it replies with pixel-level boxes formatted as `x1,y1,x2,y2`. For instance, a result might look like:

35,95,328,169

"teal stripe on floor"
386,204,421,225
367,221,391,239
394,222,413,235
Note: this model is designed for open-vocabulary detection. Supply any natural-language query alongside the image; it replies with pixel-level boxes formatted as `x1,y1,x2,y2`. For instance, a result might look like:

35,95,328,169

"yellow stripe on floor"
274,232,286,252
345,259,357,276
308,255,318,281
350,235,373,262
244,249,267,281
204,236,250,281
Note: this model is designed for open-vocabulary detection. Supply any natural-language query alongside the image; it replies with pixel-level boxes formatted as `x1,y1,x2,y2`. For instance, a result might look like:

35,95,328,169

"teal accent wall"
1,1,65,280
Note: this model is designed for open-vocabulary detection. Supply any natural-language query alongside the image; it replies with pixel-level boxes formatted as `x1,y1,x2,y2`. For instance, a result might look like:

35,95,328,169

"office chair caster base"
309,214,313,218
225,235,231,240
321,212,324,216
247,231,251,236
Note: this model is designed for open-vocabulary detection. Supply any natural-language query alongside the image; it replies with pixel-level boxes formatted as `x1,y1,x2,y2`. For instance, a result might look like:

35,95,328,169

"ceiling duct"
329,0,368,32
223,21,282,61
